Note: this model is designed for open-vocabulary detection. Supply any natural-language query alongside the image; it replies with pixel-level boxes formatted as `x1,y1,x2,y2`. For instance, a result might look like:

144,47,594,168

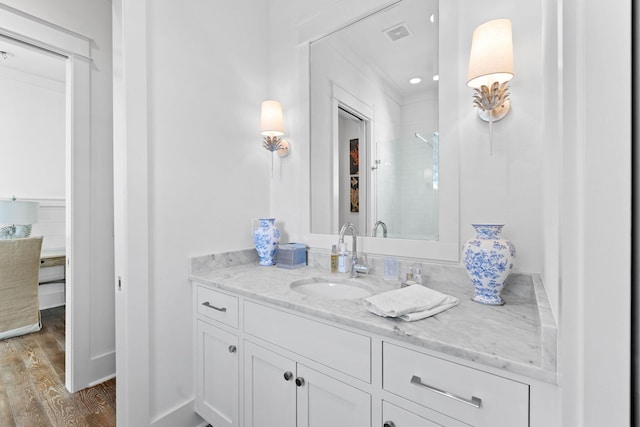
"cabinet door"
244,341,297,427
196,320,239,427
296,364,371,427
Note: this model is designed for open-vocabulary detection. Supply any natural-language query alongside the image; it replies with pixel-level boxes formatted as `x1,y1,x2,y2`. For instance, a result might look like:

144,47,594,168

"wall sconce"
0,196,39,239
467,18,514,155
261,100,290,171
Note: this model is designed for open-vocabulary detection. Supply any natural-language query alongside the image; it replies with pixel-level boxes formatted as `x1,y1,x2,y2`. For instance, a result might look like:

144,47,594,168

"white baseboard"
39,282,65,310
150,398,204,427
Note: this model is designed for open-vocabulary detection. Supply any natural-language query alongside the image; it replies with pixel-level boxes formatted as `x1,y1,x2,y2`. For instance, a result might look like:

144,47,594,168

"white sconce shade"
0,199,39,225
260,100,285,137
260,100,290,175
466,18,514,89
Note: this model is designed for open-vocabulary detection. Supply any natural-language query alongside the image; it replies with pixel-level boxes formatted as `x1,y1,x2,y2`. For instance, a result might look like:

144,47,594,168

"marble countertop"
189,250,557,384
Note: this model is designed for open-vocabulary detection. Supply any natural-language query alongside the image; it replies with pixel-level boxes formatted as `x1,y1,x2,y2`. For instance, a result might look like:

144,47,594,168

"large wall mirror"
306,0,459,261
310,0,439,241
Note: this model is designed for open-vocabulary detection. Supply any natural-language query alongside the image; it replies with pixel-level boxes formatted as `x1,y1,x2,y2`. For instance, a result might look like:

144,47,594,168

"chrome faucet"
372,220,388,238
338,222,368,277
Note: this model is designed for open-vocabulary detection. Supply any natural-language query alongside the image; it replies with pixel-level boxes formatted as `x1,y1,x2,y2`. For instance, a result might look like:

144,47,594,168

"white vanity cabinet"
194,286,240,427
193,282,534,427
244,340,370,427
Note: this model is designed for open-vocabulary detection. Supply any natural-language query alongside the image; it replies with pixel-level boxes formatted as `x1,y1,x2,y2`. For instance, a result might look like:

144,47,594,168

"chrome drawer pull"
202,301,227,312
410,375,482,408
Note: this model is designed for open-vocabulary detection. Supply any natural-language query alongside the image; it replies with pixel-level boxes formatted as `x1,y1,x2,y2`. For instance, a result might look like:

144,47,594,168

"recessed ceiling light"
409,77,422,85
430,14,435,23
432,75,440,81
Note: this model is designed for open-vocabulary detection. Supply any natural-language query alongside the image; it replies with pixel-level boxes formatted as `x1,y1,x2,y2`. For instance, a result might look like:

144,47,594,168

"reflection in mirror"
310,0,439,240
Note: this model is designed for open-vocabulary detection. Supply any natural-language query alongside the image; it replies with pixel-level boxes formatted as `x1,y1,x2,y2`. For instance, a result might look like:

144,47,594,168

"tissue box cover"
277,243,307,269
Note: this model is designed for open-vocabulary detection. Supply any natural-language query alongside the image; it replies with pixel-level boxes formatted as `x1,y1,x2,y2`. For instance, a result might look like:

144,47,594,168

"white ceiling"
0,1,437,95
320,0,439,100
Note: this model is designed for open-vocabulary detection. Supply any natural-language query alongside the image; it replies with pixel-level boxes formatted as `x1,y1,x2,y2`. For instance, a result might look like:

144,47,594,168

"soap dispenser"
337,243,350,273
330,244,338,273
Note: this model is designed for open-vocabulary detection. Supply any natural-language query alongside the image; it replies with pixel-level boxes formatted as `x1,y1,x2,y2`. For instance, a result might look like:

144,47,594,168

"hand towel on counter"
363,285,459,321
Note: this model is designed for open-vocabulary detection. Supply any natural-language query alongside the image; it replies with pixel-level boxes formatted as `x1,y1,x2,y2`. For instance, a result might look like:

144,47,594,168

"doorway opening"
0,4,115,393
338,106,369,235
0,32,73,368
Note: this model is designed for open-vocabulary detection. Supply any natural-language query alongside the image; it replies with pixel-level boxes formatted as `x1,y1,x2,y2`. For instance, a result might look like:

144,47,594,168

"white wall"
144,0,270,422
558,0,631,425
455,1,543,276
0,69,65,199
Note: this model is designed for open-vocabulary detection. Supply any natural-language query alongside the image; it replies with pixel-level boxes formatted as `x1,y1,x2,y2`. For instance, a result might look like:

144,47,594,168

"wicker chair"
0,236,43,340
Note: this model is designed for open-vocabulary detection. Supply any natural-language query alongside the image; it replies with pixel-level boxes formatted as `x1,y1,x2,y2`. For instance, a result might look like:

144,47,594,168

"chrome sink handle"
352,257,369,276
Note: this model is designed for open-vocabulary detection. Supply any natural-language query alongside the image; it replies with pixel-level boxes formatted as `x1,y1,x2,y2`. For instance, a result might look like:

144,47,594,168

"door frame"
331,82,374,236
112,0,151,424
0,4,96,392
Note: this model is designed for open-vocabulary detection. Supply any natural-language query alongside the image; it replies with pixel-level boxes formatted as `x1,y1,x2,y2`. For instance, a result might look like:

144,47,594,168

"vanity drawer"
244,301,371,382
382,401,469,427
196,285,239,329
383,343,529,427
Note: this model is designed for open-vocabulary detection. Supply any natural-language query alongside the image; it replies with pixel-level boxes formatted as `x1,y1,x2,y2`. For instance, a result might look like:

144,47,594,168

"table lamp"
0,196,39,239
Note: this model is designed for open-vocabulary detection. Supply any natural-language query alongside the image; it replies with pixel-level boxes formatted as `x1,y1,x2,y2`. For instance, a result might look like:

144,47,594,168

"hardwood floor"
0,306,116,426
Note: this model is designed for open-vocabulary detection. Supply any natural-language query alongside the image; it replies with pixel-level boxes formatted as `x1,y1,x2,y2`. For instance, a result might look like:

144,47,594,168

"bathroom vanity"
190,250,558,427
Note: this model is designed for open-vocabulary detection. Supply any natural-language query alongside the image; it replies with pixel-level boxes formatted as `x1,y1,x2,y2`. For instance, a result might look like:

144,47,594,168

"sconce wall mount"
261,100,290,159
472,81,511,122
467,18,514,155
262,135,290,158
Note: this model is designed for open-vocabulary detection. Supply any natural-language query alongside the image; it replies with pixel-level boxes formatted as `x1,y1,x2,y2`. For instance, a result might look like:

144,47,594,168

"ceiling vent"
384,23,412,42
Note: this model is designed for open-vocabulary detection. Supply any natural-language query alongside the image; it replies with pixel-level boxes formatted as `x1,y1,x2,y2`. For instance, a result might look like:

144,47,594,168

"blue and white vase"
463,224,516,305
253,218,281,266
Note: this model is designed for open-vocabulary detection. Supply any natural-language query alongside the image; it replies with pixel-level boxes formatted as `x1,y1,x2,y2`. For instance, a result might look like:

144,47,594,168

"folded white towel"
363,285,459,321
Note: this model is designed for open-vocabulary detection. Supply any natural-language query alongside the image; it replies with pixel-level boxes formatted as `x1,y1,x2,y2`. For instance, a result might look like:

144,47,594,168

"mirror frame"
300,0,460,262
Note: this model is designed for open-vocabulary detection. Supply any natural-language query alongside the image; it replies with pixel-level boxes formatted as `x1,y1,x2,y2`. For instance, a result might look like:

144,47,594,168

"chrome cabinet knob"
383,422,396,427
283,371,293,381
228,345,237,353
295,377,305,387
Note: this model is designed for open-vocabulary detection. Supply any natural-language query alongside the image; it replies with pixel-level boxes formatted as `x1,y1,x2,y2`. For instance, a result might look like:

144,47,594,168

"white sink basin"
290,278,374,300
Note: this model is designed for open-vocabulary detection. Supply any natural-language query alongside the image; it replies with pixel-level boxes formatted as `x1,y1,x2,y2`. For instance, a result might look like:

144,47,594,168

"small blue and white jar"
463,224,516,305
253,218,281,266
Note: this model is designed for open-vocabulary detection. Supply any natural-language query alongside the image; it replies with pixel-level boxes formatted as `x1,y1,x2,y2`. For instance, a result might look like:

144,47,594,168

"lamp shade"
467,19,514,88
260,100,284,137
0,199,39,225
